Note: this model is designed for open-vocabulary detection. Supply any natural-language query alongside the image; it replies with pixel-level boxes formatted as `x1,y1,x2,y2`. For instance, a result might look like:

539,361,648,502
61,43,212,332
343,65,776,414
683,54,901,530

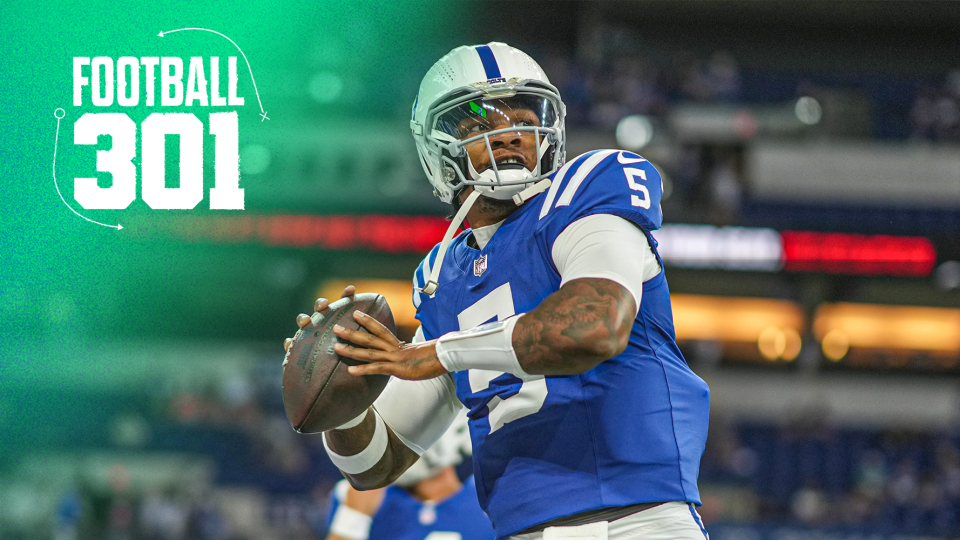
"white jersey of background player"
286,42,710,540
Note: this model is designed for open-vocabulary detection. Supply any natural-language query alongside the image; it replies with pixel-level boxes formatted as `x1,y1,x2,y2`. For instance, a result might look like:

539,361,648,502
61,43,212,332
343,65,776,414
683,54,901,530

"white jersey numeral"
624,167,651,209
539,150,655,219
457,283,548,434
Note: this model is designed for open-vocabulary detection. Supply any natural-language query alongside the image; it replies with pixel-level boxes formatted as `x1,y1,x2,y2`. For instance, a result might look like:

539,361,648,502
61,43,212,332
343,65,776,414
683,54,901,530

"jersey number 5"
624,167,651,209
457,283,548,434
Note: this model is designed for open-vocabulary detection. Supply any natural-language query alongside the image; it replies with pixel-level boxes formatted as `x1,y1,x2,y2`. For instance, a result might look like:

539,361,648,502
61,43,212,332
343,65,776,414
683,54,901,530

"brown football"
281,293,394,434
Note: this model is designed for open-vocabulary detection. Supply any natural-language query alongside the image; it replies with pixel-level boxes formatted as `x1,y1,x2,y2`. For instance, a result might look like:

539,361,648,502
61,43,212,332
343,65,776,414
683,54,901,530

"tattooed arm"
509,214,655,375
339,278,636,379
513,278,636,376
338,215,654,379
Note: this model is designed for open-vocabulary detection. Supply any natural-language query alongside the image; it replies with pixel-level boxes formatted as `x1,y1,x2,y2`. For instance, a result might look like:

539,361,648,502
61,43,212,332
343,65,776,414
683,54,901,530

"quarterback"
286,43,711,539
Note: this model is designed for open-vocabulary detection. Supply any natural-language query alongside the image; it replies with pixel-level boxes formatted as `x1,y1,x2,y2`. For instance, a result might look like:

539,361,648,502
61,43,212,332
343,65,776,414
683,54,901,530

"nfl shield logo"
474,255,488,277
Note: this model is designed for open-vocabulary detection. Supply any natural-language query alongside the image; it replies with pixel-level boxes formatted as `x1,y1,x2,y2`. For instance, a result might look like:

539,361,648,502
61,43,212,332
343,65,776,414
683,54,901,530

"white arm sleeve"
552,214,661,316
373,326,463,455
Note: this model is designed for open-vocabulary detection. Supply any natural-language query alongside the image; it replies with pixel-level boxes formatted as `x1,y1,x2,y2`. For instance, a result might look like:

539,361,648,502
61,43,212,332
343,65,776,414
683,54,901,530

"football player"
325,413,494,540
286,43,711,540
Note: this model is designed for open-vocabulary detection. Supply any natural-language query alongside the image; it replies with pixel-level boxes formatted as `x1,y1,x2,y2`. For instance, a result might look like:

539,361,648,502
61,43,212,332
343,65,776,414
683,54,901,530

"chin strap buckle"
420,281,438,295
512,179,552,206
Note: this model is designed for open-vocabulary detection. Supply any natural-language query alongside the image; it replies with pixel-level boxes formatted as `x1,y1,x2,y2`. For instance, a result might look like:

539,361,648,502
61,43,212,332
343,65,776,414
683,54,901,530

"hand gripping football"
281,293,394,433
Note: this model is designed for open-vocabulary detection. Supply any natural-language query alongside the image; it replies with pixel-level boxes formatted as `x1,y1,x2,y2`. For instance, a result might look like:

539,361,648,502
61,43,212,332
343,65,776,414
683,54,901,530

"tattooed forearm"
324,409,420,490
513,278,637,375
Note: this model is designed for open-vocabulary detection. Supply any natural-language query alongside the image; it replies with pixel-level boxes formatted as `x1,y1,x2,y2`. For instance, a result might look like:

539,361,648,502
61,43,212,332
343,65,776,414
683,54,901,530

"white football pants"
507,502,709,540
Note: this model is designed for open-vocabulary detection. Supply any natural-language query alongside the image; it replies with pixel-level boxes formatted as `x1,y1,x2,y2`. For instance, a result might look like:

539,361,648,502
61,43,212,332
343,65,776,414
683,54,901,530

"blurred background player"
325,413,493,540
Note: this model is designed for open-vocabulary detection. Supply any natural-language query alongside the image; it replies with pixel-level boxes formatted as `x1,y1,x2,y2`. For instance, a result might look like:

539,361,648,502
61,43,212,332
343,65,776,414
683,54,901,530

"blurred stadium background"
3,0,960,538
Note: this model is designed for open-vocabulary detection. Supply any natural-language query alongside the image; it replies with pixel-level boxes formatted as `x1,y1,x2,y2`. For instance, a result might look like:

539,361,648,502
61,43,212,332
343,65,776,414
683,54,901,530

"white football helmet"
411,42,567,204
394,411,471,487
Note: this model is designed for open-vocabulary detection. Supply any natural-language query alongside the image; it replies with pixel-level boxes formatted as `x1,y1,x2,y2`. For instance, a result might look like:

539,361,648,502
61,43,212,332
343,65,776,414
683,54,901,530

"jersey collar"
471,220,505,250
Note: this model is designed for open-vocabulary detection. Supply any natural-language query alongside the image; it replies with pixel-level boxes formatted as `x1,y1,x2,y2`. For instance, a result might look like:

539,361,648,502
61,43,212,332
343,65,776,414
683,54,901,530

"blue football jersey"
412,150,711,539
327,477,495,540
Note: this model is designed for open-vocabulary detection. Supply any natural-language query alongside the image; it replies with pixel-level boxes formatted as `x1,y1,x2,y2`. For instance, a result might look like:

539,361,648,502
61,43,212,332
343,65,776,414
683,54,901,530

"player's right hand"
283,285,357,352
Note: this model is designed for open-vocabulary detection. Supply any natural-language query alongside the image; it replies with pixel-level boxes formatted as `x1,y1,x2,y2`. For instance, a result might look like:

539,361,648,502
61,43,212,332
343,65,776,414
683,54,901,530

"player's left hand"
333,310,448,380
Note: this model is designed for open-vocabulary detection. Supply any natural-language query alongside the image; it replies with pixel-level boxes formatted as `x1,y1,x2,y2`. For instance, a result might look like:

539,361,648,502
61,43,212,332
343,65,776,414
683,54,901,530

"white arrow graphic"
51,108,123,231
158,27,269,121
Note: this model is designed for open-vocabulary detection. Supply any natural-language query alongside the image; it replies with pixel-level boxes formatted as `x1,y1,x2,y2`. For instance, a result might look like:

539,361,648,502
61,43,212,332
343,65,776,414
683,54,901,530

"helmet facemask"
420,83,565,203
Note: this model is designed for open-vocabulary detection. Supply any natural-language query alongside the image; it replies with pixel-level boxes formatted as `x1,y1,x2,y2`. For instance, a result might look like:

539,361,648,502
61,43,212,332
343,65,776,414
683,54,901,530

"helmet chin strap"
419,177,551,296
421,135,556,295
511,178,552,205
420,189,481,295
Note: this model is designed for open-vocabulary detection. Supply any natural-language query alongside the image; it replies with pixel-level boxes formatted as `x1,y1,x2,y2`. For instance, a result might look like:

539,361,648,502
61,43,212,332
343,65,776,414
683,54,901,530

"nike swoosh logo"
617,151,647,165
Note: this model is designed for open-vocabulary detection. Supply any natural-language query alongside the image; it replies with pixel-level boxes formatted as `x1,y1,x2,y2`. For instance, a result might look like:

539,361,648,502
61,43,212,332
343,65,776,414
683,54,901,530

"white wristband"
323,409,389,474
334,410,368,431
329,504,373,540
435,315,529,376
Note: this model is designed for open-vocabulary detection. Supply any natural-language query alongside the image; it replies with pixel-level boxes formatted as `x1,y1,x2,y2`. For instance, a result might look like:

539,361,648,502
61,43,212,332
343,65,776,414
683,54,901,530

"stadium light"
814,303,960,354
671,295,805,361
795,96,822,125
615,115,654,150
309,71,344,103
239,144,271,175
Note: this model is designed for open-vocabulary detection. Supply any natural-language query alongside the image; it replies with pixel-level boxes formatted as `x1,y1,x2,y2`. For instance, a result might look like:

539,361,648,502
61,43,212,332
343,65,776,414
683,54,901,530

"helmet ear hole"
442,165,457,184
440,147,472,186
